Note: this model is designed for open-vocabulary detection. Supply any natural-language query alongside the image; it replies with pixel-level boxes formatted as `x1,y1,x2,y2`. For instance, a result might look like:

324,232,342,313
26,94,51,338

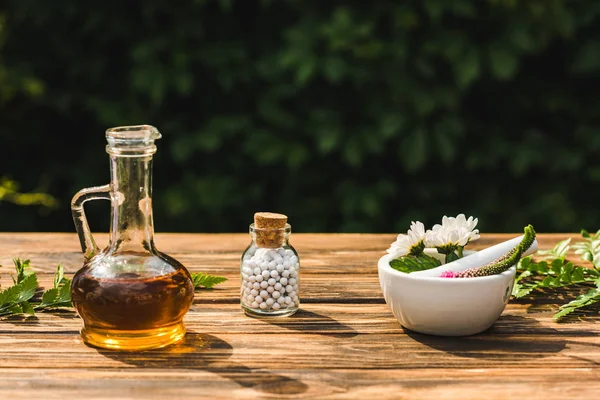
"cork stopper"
254,212,288,248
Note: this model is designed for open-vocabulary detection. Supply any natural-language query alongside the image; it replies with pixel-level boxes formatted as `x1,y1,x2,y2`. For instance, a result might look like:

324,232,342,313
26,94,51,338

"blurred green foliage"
1,0,600,233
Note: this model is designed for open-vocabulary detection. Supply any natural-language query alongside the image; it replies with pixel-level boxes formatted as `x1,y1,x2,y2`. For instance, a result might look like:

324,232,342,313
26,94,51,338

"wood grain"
0,232,599,399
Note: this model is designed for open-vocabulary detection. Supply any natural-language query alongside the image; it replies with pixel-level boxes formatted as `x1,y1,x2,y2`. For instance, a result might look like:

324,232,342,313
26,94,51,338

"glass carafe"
70,125,194,351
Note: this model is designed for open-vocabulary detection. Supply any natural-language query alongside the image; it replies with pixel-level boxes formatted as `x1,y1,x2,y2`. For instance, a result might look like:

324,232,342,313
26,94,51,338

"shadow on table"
248,309,358,338
96,331,308,395
406,315,567,360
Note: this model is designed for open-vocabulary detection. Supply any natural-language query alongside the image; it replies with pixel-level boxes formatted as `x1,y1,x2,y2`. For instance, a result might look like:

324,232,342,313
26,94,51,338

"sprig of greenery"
191,272,228,289
35,264,72,311
0,259,68,317
513,230,600,321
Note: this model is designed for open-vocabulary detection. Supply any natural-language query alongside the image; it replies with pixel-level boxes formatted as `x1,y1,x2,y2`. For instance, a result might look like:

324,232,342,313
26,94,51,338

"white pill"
273,254,283,263
244,288,251,295
249,275,256,283
293,284,298,291
285,296,292,304
261,270,270,279
247,295,255,303
260,281,269,289
283,261,291,269
285,249,294,256
250,289,259,297
286,285,293,293
267,286,275,293
260,290,269,298
259,302,267,309
289,267,296,274
291,271,298,278
251,301,258,308
266,298,275,306
277,296,286,304
282,270,290,278
253,282,261,290
270,270,279,278
289,301,295,308
280,277,288,286
268,261,277,269
260,263,269,271
255,296,263,303
254,248,266,258
293,296,299,303
253,267,261,275
289,255,298,264
289,278,297,285
272,302,281,310
246,260,257,268
255,274,264,282
272,291,281,299
268,278,276,286
276,264,285,273
268,249,279,258
277,248,286,256
274,283,283,291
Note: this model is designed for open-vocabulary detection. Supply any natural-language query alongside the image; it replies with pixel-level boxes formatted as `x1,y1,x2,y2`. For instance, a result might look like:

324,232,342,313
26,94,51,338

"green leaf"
191,272,228,289
12,259,34,284
445,252,459,263
41,288,59,306
554,238,571,257
555,288,600,321
58,281,71,302
0,274,38,308
389,254,442,273
519,256,532,270
53,264,65,288
38,265,72,309
551,258,563,274
582,229,591,238
20,301,34,315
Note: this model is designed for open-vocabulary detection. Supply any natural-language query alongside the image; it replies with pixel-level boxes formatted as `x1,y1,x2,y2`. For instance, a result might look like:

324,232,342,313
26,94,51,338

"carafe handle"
71,184,111,260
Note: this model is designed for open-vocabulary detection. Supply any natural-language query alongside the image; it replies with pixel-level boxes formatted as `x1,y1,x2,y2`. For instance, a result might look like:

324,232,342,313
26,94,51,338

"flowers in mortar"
387,221,427,258
387,214,480,259
427,214,480,260
387,214,480,273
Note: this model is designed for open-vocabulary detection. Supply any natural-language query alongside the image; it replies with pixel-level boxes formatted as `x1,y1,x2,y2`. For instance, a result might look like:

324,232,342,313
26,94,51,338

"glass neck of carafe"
108,153,156,254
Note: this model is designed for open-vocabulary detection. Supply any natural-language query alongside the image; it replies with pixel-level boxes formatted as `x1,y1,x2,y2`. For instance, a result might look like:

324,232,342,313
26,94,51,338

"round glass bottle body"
240,224,299,317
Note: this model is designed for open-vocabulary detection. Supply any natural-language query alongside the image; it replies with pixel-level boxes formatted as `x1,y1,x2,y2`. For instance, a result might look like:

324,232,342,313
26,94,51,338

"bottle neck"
108,154,156,254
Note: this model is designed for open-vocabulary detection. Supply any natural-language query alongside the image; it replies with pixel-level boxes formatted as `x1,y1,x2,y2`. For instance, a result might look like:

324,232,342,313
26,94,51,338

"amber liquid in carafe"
71,254,195,350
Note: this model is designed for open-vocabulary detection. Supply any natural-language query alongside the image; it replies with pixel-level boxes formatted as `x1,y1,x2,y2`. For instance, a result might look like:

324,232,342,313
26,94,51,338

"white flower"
387,221,427,258
425,214,480,248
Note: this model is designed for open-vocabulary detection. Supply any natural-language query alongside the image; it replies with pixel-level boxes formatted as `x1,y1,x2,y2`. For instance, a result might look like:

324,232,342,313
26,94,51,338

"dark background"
1,0,599,234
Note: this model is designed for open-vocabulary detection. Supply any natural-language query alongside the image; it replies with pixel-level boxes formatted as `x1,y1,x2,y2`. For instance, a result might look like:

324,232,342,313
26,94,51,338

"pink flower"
440,271,456,278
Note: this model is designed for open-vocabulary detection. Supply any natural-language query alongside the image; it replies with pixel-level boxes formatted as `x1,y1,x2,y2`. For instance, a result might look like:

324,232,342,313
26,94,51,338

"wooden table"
1,233,599,399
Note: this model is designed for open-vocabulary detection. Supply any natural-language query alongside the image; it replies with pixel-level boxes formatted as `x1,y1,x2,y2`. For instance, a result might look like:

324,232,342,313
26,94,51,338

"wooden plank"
0,233,584,276
1,368,597,400
0,302,599,335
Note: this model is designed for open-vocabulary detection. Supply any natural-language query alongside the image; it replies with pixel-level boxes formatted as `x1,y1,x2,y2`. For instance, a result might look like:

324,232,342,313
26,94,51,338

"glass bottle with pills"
240,212,300,317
